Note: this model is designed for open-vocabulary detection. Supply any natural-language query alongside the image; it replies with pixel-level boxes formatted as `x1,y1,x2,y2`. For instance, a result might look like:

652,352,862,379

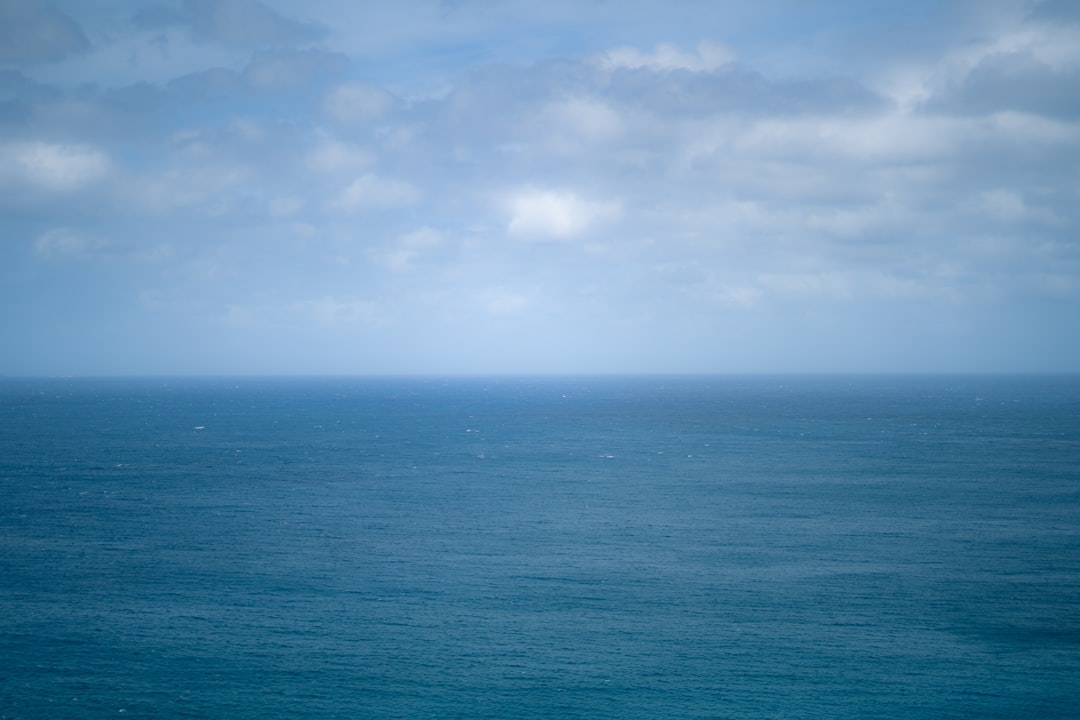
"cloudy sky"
1,0,1078,375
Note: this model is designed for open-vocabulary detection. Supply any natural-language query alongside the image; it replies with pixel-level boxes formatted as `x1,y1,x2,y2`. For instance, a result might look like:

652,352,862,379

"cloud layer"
1,0,1078,374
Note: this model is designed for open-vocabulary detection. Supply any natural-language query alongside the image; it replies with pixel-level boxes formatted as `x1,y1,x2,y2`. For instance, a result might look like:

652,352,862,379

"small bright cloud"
333,174,420,211
481,288,532,316
32,228,87,260
306,137,373,176
597,41,735,73
269,195,305,218
540,96,625,147
381,226,443,271
506,189,622,240
294,296,381,326
324,82,395,125
2,142,111,192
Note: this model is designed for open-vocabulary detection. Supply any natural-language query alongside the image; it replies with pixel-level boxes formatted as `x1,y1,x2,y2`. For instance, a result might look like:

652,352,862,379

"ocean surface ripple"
2,375,1078,719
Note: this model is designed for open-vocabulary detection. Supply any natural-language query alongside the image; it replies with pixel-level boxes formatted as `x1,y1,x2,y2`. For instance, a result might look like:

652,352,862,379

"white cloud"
269,194,305,217
597,41,735,73
987,111,1080,146
531,96,628,155
32,227,87,260
222,303,263,327
757,271,857,303
691,280,762,309
134,163,252,215
294,296,381,326
1024,271,1079,299
323,82,395,125
480,288,532,316
544,96,623,140
332,173,420,211
505,189,621,240
943,20,1080,79
732,115,961,165
381,226,443,271
305,137,373,176
1,141,111,192
965,189,1062,225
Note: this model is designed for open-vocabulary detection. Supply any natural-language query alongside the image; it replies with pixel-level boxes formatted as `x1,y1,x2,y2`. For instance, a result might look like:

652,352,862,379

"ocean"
1,375,1078,719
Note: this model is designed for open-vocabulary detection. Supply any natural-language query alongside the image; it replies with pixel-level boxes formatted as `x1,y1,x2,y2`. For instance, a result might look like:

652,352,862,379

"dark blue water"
2,375,1079,719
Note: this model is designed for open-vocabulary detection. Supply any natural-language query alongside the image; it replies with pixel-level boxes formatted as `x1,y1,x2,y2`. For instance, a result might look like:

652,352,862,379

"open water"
1,375,1079,719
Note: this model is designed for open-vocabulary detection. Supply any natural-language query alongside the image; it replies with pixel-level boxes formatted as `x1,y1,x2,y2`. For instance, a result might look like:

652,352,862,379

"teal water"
1,375,1079,718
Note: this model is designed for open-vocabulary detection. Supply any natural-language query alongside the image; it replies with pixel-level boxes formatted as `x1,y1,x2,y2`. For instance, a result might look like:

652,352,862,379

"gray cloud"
930,51,1080,118
243,49,348,90
1030,0,1080,23
134,0,324,49
0,0,89,64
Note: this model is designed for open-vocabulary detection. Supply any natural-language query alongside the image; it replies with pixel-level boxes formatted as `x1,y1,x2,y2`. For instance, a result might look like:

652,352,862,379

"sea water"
1,375,1078,719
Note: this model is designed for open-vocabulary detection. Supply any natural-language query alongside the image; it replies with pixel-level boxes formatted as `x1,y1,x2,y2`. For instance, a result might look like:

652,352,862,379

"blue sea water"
1,375,1079,719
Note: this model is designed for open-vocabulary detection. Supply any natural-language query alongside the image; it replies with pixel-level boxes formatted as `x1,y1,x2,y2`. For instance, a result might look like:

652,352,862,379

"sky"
1,0,1078,375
